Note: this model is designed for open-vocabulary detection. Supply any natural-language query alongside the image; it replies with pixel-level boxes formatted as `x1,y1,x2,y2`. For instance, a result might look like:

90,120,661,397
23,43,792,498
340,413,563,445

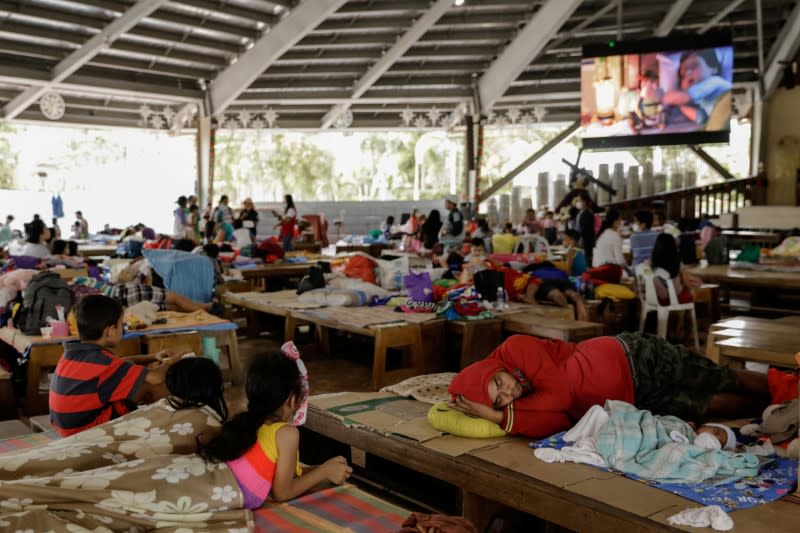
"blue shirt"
446,208,463,237
686,75,731,124
630,229,660,267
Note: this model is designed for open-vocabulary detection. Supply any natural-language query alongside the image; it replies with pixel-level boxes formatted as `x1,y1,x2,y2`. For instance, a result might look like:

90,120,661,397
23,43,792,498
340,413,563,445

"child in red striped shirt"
49,295,178,436
201,352,352,507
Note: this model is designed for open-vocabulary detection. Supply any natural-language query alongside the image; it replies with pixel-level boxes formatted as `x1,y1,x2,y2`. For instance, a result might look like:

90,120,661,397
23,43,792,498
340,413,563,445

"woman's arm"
271,425,352,502
449,395,571,438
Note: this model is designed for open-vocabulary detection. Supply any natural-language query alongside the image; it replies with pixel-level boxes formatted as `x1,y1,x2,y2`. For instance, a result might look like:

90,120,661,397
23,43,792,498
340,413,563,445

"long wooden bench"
303,399,800,533
502,313,604,342
285,307,443,389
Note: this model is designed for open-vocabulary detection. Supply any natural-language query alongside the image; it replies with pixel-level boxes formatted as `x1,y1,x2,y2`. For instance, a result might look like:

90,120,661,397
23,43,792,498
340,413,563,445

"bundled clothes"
449,332,741,438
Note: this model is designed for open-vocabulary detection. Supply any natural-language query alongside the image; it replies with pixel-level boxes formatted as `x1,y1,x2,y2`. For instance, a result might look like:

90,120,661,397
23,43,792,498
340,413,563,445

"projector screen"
580,33,733,149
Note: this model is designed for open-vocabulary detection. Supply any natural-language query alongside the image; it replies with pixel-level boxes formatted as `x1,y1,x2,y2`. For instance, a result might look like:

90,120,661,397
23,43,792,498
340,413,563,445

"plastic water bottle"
496,287,507,310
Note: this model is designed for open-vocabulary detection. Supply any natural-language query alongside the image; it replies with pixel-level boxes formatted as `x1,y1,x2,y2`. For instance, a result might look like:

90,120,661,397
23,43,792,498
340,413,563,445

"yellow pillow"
594,283,637,301
427,402,507,438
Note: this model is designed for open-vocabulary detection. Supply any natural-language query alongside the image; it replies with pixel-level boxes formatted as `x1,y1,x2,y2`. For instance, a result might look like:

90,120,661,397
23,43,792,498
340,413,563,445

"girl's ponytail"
201,354,301,462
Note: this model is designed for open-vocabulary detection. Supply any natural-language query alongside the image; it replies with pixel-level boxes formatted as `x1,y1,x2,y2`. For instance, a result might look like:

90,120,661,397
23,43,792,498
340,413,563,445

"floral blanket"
0,399,254,532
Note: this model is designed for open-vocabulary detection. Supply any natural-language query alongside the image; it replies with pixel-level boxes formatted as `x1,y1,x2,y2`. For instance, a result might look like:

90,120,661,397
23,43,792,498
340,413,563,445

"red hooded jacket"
449,335,634,438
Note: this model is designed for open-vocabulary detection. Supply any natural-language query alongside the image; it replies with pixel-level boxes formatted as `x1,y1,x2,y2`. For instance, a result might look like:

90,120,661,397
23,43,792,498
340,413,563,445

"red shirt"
49,342,148,437
490,335,634,438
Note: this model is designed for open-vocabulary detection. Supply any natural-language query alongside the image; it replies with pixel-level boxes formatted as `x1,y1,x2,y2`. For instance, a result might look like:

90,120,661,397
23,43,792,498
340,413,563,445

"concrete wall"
765,87,800,205
254,200,443,242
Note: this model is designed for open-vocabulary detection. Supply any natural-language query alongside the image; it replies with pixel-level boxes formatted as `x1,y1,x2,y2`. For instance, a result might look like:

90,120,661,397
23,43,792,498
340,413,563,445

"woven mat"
254,483,408,532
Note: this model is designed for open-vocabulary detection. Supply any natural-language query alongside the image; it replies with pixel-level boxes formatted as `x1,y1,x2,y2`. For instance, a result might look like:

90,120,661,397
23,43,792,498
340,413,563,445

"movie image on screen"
580,39,733,149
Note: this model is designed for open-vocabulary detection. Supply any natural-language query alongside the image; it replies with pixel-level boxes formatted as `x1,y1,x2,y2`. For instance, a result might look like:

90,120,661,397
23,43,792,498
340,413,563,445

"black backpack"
17,272,73,335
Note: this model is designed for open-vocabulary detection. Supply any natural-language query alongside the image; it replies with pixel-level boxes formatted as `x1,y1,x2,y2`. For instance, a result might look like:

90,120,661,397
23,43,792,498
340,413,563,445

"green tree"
264,135,335,200
0,123,18,189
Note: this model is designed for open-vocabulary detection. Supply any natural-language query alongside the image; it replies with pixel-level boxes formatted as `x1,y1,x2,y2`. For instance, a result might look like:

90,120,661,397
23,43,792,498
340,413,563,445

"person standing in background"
272,194,297,251
575,191,595,266
213,195,234,225
73,211,89,239
237,198,260,240
173,196,188,239
440,195,464,252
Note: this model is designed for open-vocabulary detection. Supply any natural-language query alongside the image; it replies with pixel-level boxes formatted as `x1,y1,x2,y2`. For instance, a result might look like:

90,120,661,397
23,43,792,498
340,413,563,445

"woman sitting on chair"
650,233,696,305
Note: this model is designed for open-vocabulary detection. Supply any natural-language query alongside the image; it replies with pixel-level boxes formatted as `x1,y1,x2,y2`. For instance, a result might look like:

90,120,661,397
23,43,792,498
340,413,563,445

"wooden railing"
602,176,767,220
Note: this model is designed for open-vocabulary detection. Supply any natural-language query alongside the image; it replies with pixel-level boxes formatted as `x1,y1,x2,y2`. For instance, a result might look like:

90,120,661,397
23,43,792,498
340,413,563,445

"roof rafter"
654,0,693,37
2,0,170,121
320,0,455,129
477,0,582,114
764,1,800,96
209,0,347,116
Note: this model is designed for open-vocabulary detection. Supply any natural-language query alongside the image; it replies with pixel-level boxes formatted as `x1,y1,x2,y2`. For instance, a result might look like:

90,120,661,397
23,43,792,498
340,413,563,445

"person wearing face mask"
447,332,770,439
630,210,660,267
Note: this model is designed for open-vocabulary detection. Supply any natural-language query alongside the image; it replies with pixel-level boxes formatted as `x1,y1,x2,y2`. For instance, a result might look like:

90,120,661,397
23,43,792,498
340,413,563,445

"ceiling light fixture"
454,0,465,5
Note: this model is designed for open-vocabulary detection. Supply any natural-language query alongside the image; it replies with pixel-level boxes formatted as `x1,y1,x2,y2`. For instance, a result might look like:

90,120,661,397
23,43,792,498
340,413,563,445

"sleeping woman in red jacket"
448,333,770,439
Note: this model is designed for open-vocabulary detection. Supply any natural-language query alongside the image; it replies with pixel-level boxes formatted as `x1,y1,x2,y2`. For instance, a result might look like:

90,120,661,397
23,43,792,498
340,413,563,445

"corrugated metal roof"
0,0,793,129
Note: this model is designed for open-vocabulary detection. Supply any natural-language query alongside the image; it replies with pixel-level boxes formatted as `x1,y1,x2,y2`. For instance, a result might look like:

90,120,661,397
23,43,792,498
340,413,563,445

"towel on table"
667,505,733,531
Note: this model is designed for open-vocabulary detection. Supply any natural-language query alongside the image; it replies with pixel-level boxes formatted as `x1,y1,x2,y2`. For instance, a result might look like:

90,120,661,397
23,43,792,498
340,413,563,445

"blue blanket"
595,401,759,483
531,433,798,512
143,249,214,304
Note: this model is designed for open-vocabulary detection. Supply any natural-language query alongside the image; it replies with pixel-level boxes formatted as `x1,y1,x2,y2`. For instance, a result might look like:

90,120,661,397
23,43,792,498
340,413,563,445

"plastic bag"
404,271,434,302
344,255,376,284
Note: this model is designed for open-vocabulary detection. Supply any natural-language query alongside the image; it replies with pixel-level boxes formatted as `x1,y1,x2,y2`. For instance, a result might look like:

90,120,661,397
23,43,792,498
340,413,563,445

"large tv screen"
580,33,733,149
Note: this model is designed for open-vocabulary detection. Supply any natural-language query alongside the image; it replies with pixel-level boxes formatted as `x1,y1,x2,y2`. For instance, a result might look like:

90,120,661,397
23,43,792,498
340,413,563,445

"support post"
689,145,737,181
478,121,579,204
465,115,475,202
196,116,212,210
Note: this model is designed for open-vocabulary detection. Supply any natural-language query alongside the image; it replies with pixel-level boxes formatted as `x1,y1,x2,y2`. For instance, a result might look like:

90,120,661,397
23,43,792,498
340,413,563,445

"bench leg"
314,325,330,358
284,313,297,342
705,332,720,363
372,325,424,390
460,322,503,369
245,309,261,339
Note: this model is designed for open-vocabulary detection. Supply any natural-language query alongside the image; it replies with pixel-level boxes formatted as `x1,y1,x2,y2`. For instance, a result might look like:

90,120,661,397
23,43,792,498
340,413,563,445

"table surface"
0,310,234,353
685,264,800,289
305,406,800,533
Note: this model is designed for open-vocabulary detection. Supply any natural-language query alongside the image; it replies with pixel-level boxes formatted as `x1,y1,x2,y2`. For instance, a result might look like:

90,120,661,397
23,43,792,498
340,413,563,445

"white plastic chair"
635,263,700,350
513,234,550,256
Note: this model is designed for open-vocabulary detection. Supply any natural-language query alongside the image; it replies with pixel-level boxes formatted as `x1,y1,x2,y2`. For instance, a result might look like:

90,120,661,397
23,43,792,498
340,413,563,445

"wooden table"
285,307,442,389
303,405,800,533
685,264,800,290
0,312,242,415
76,243,118,258
221,290,324,339
232,263,312,291
292,241,322,254
335,243,395,258
686,264,800,315
705,316,799,368
502,313,604,342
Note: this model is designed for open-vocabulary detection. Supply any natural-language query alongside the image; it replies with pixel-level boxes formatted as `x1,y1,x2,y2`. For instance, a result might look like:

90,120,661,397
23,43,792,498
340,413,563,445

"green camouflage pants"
616,332,740,423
